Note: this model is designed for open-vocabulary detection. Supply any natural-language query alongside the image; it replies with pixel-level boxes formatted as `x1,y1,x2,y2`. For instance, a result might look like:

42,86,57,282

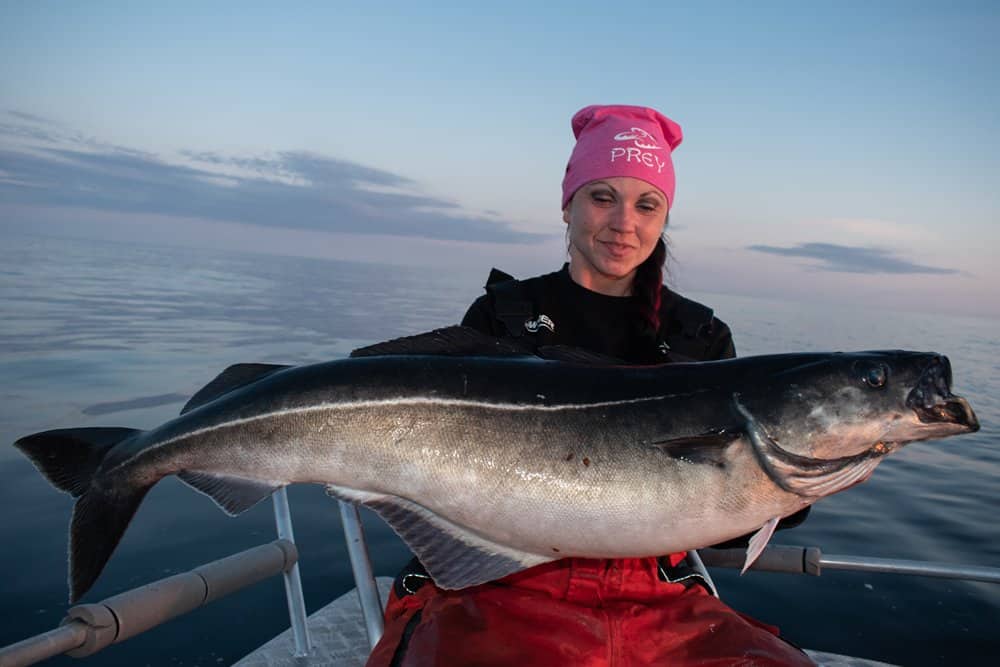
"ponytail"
633,235,667,340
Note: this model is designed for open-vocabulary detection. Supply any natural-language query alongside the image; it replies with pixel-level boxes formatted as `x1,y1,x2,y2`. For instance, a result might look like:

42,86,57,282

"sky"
1,1,998,318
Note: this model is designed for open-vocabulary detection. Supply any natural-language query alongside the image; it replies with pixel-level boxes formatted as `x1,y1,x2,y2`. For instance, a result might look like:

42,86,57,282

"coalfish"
14,327,979,602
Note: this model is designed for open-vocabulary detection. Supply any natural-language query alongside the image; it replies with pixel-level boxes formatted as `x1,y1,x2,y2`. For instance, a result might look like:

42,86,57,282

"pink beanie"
561,104,683,210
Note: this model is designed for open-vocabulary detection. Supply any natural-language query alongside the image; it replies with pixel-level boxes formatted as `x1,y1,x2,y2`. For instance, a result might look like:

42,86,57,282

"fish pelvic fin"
327,485,554,589
13,427,152,603
14,427,142,497
741,516,779,575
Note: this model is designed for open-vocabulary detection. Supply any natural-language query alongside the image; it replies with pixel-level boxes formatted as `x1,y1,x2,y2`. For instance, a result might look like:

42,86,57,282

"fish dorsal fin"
327,485,553,589
536,346,625,365
648,430,743,467
181,363,291,414
349,325,528,358
178,470,284,516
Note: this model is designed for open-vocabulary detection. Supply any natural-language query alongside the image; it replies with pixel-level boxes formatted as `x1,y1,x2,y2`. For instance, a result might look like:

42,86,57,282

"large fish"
14,327,979,602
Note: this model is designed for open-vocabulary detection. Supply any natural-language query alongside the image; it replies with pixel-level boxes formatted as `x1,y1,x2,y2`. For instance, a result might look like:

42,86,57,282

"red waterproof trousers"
367,555,815,667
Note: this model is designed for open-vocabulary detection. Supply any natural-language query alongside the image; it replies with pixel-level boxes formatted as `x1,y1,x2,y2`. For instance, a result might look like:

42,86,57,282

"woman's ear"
562,207,571,225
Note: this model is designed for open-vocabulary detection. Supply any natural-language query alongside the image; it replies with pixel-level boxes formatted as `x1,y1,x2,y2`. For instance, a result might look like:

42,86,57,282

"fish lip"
905,355,979,431
915,395,979,431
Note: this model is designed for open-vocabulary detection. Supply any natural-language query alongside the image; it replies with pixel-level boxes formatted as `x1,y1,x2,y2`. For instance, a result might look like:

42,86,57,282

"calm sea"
1,233,997,666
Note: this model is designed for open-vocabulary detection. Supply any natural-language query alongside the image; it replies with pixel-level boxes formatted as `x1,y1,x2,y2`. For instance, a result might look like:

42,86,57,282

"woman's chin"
595,256,638,279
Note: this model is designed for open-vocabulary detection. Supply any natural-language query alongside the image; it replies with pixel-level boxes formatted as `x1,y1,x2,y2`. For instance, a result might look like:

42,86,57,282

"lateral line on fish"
105,394,677,475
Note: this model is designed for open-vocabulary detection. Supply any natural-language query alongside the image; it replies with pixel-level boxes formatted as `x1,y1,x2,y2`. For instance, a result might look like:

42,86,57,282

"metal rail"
0,540,298,667
0,625,89,667
687,549,719,597
273,488,311,657
820,553,1000,583
698,545,1000,584
338,500,384,650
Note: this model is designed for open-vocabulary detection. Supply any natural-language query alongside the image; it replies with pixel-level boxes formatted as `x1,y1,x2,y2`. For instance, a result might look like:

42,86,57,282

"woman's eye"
591,192,614,204
863,364,888,388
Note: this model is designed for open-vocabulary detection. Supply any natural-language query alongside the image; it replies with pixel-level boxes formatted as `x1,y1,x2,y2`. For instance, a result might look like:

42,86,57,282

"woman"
368,105,814,666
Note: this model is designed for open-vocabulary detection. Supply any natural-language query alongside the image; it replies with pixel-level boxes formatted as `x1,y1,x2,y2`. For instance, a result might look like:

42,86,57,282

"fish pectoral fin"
178,471,283,516
181,363,291,415
326,485,553,589
741,516,780,575
349,326,528,358
648,430,743,466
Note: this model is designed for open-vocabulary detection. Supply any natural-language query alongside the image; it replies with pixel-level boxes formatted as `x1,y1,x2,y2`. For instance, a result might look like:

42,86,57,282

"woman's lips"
600,240,635,258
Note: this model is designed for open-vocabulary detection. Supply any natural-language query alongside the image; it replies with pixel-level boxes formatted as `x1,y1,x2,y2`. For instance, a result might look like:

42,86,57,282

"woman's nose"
608,203,638,232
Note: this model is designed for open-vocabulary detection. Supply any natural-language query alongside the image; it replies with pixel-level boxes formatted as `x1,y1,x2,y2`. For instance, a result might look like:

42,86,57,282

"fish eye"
862,364,888,389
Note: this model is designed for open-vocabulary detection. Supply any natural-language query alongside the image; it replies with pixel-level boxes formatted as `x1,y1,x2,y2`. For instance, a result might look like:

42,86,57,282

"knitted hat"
561,104,683,210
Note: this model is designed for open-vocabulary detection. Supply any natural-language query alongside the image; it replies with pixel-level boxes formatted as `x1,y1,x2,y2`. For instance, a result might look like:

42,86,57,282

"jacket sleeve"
705,318,736,361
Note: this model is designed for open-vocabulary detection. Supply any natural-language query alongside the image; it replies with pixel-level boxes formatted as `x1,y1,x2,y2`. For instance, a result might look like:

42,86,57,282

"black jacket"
462,265,735,364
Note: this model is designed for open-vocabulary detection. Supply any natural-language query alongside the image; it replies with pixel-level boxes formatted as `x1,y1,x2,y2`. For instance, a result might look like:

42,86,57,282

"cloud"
5,110,54,123
0,111,544,244
747,242,959,275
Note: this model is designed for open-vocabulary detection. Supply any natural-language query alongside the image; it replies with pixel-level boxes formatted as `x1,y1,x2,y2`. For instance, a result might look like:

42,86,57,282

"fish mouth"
905,356,979,432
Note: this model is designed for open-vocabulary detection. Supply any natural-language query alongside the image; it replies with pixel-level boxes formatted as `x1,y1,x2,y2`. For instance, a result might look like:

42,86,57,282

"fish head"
740,351,979,462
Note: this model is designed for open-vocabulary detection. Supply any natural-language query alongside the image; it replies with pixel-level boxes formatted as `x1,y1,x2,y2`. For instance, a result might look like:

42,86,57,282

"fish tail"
15,427,150,602
68,479,152,602
14,427,142,496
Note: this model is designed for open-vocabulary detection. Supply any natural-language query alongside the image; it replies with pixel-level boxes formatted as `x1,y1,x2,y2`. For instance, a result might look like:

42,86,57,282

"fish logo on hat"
613,127,663,150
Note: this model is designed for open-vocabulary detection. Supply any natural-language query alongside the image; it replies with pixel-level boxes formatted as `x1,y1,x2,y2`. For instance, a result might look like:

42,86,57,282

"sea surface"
0,233,997,666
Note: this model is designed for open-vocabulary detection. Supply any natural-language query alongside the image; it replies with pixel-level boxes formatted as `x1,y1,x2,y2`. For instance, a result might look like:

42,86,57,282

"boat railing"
699,544,1000,584
2,489,999,667
0,489,317,667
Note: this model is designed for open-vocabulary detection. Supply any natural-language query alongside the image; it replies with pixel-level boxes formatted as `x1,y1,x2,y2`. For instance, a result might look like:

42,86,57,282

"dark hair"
633,231,668,339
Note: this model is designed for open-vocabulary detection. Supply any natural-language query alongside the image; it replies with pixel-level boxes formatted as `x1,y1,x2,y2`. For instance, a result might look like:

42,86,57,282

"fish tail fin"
69,480,152,602
14,427,150,602
14,427,142,497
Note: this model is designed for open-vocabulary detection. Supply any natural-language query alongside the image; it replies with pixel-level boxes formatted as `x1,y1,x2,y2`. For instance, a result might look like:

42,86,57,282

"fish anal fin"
349,326,527,359
178,471,282,516
741,516,780,574
327,485,552,589
181,364,291,415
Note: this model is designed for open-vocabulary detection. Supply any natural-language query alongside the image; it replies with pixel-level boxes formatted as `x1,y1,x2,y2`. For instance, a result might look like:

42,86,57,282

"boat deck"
235,577,394,667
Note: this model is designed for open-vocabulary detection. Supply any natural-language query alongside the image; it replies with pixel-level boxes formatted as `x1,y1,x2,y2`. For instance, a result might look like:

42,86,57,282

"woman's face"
562,176,668,296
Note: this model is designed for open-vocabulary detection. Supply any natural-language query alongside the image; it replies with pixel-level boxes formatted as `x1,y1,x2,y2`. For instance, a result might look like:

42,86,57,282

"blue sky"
2,1,998,317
